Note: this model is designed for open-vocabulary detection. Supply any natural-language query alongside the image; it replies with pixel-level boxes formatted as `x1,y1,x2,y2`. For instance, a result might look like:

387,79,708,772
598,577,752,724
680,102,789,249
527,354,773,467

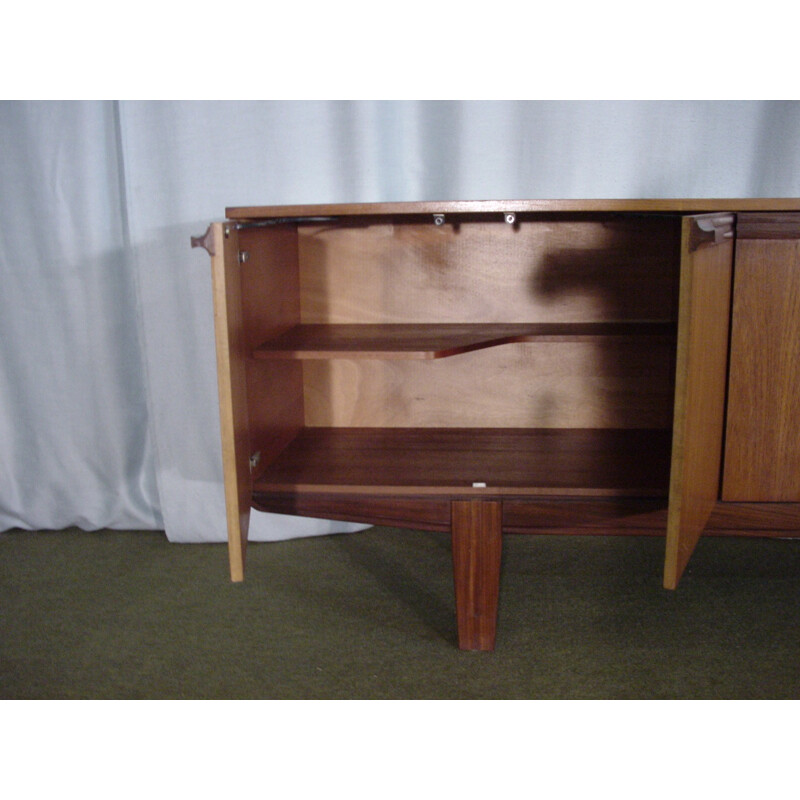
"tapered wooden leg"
451,500,503,651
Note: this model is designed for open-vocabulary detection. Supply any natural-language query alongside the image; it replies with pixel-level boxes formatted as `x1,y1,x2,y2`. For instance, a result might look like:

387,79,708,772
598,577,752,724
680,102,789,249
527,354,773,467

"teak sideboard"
193,199,800,650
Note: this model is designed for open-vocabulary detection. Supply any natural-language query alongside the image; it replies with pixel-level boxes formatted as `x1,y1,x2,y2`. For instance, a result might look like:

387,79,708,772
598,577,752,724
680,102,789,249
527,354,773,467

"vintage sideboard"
192,199,800,650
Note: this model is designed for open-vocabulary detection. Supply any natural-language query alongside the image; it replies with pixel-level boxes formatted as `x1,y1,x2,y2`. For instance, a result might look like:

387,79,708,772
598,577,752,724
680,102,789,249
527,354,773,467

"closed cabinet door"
723,214,800,502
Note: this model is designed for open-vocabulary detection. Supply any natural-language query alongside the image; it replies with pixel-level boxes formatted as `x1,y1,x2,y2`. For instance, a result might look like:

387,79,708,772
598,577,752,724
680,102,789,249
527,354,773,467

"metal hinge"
249,451,261,471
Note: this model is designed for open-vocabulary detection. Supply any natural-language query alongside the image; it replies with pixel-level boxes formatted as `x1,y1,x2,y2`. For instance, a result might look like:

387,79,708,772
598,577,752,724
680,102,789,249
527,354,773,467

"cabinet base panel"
252,494,800,537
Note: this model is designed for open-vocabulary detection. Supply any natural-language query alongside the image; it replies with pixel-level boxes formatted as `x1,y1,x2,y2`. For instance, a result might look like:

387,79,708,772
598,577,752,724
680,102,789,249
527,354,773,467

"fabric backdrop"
2,100,799,541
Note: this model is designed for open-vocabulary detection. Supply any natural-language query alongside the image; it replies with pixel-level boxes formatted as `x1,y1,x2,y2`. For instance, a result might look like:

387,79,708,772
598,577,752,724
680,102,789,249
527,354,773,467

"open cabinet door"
205,222,251,581
664,214,735,589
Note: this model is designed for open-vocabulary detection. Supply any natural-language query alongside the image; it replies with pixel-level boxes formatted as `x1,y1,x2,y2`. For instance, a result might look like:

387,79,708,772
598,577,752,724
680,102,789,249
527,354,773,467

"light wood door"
208,222,252,581
664,214,735,589
723,214,800,501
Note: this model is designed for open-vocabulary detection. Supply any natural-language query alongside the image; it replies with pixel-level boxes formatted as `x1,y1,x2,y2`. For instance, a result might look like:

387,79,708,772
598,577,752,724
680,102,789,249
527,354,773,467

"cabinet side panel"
210,223,251,581
238,227,304,472
723,237,800,500
664,220,734,589
239,226,302,349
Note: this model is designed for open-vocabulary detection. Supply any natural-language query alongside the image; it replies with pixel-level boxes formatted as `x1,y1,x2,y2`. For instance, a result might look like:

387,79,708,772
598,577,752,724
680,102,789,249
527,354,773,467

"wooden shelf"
252,322,676,360
252,427,672,496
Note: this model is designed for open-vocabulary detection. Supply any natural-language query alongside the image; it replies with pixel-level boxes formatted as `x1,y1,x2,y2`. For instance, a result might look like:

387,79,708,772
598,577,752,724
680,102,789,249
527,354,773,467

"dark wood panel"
707,502,800,531
252,493,800,536
238,226,305,479
238,226,301,350
735,213,800,239
251,427,672,496
252,492,451,531
451,500,503,651
253,322,676,360
503,498,668,531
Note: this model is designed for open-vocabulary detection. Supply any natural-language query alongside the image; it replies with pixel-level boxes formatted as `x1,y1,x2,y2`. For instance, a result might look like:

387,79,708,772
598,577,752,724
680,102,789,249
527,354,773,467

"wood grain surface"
296,218,678,325
237,226,305,482
209,223,251,581
251,427,672,496
723,236,800,500
252,493,800,537
253,322,676,360
227,198,800,220
300,340,675,429
451,500,503,651
664,218,734,589
735,212,800,239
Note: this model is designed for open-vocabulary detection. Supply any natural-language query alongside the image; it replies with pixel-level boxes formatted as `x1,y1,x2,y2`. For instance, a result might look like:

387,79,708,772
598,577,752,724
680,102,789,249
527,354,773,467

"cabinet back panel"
297,217,680,324
302,340,675,428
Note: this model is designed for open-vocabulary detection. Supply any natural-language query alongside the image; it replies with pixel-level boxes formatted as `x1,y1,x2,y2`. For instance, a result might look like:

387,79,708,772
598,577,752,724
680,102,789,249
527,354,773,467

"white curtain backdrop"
2,100,799,541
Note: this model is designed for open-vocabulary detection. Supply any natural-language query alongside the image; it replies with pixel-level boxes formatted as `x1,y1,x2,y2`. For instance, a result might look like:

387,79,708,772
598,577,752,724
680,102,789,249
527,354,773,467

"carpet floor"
2,527,800,699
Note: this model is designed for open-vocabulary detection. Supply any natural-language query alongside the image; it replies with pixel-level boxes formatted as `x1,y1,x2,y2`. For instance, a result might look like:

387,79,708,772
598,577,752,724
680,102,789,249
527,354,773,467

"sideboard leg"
451,500,503,651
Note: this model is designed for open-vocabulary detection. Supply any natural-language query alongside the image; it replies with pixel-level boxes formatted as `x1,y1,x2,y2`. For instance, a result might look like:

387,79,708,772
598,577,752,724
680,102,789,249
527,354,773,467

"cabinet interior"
238,213,683,497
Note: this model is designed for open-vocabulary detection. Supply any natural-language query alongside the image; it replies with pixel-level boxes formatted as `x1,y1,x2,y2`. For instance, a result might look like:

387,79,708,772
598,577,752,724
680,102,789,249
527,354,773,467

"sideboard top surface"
226,198,800,220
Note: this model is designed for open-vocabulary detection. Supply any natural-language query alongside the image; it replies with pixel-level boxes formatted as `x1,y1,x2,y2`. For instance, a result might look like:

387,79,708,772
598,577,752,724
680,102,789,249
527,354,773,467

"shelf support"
451,499,503,651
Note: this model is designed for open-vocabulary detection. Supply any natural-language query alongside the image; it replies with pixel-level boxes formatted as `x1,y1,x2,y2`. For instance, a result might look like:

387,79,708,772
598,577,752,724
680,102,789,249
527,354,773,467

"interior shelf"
252,322,677,360
252,427,672,496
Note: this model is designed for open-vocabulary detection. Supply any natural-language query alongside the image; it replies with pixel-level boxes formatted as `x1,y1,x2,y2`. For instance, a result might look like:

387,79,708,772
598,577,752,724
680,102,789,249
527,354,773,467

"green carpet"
2,527,799,698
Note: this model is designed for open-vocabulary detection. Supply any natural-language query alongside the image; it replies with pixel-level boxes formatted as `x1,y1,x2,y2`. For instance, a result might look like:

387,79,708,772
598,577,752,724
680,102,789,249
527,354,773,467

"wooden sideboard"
193,199,800,650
